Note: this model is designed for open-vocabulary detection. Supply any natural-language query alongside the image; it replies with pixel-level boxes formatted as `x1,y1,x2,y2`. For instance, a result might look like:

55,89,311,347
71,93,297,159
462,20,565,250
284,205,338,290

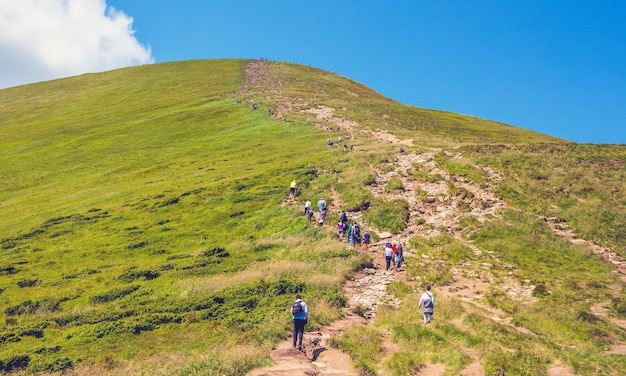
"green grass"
0,59,625,375
0,60,368,374
362,199,410,234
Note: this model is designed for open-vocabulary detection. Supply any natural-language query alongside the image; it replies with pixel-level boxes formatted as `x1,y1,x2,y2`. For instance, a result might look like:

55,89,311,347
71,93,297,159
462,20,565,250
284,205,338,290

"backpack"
291,301,303,315
423,293,433,309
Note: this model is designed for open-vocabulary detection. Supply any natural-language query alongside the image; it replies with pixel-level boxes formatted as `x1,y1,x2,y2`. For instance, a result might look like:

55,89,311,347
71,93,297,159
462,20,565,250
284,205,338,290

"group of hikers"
288,177,435,351
291,284,434,349
301,195,405,272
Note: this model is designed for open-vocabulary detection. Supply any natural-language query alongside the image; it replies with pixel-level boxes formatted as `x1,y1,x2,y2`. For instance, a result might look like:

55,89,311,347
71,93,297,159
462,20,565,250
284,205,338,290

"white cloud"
0,0,153,89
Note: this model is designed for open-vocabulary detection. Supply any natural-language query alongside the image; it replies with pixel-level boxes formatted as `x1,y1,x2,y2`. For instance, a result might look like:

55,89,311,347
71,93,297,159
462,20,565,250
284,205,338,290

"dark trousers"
385,256,392,270
293,319,306,348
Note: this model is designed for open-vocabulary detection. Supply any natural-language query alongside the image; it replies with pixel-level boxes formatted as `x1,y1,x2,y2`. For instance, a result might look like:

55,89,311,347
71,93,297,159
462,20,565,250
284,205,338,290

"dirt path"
244,60,626,375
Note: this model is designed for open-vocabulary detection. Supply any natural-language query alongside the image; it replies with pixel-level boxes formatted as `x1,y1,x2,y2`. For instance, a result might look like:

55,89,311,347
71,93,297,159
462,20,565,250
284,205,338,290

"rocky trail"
243,60,625,376
251,132,523,375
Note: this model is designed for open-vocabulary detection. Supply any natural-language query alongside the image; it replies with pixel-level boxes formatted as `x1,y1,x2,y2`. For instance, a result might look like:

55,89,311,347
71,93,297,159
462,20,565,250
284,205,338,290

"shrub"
0,355,30,372
89,285,140,304
28,357,73,373
5,299,60,316
384,178,404,193
202,247,230,258
17,278,39,288
117,269,160,282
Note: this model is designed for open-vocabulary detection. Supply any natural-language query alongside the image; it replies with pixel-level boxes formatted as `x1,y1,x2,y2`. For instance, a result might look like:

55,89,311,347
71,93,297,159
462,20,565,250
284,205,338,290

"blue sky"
2,1,625,144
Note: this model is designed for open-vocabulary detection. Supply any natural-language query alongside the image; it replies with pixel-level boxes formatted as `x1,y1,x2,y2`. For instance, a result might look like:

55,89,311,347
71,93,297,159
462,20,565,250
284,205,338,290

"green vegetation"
363,199,410,234
0,60,365,374
0,59,624,375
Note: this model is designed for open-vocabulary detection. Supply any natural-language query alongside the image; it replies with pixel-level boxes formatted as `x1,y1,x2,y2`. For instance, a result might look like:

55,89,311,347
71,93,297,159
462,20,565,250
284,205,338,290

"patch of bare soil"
547,360,578,376
415,363,446,376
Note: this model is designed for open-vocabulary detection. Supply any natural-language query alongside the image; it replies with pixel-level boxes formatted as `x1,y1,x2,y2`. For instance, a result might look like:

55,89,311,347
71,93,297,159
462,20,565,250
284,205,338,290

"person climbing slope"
362,232,370,251
384,242,393,271
290,180,297,197
337,221,345,238
291,294,308,350
418,285,435,324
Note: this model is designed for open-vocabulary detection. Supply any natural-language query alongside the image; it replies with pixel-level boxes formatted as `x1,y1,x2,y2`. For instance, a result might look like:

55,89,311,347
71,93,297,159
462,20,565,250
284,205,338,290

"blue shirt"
291,299,308,320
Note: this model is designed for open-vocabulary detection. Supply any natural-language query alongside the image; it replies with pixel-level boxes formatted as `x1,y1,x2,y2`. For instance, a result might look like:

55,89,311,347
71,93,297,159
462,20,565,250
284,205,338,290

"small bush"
351,304,367,317
17,278,39,288
89,285,140,304
0,265,18,275
202,247,230,258
5,299,60,316
384,178,404,193
28,357,73,373
127,241,148,249
117,269,160,282
532,282,549,297
610,298,626,318
0,355,30,372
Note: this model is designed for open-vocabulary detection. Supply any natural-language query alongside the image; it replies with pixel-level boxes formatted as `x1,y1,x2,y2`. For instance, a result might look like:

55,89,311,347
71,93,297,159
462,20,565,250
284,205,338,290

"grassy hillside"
0,59,625,375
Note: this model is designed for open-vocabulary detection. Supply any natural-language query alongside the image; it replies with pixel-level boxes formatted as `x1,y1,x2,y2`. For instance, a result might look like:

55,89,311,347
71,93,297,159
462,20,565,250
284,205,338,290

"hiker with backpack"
418,285,435,324
340,210,348,225
317,198,326,211
337,221,345,238
362,232,370,251
394,241,404,270
384,242,394,271
346,224,354,246
290,180,297,197
318,208,327,227
304,200,311,215
352,224,361,245
291,294,308,350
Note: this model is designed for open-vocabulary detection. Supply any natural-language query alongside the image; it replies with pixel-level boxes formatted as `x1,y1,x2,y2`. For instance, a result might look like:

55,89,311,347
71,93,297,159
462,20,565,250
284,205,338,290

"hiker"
290,180,297,197
352,224,361,245
318,209,327,226
304,200,311,215
400,147,405,153
317,198,326,211
337,221,345,237
343,144,348,152
394,241,404,270
418,285,435,324
362,232,370,251
384,242,394,271
340,210,348,225
338,136,343,143
346,224,354,246
307,208,314,223
291,294,308,350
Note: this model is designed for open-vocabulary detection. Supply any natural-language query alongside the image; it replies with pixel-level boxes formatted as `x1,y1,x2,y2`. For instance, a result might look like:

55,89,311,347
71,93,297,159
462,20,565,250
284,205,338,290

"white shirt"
418,291,434,312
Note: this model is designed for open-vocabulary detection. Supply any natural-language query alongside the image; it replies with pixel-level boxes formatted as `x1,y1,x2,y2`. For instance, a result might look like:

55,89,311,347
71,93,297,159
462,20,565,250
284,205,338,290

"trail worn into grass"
246,59,605,375
543,217,626,357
